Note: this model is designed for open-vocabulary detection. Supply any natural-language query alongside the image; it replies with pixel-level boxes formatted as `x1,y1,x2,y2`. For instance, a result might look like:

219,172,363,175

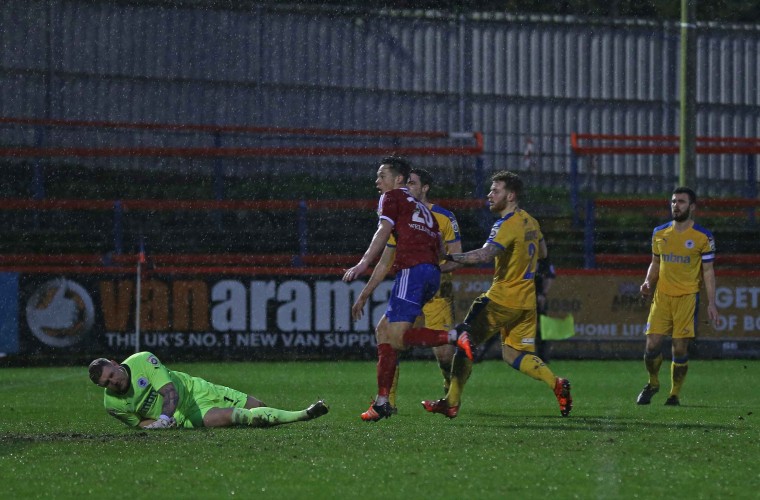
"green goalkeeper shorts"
175,376,249,428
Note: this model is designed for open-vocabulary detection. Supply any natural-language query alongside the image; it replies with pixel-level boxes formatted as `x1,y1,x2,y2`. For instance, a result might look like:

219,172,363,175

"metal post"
474,156,485,199
213,132,224,201
296,200,308,266
679,0,697,187
113,201,123,254
746,154,758,199
747,154,757,224
33,126,46,200
134,238,145,354
474,156,491,236
570,152,580,228
135,262,142,354
213,132,224,229
583,196,596,269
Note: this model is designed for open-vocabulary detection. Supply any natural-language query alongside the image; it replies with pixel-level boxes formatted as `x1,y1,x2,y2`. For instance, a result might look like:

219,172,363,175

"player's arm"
702,260,719,326
351,245,396,321
158,382,179,417
141,378,179,430
640,254,660,297
141,382,179,429
446,242,500,265
538,238,548,260
537,256,555,310
343,220,393,282
540,272,555,295
440,239,463,273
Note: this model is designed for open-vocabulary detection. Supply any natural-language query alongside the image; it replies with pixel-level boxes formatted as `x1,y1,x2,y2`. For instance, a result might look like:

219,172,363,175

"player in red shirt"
343,157,473,422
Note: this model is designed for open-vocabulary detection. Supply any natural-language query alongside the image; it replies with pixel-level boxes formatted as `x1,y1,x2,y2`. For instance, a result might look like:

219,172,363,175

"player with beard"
386,168,464,413
343,157,473,422
89,352,329,429
412,170,573,418
636,187,719,406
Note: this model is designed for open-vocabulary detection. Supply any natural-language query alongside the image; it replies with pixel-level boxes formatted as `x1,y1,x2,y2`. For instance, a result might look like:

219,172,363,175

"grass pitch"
1,359,758,499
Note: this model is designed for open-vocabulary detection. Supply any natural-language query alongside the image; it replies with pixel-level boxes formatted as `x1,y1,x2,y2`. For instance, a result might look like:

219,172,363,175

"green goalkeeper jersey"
103,351,194,428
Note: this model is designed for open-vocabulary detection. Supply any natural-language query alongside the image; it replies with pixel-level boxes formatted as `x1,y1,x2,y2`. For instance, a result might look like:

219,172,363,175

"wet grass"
1,360,758,498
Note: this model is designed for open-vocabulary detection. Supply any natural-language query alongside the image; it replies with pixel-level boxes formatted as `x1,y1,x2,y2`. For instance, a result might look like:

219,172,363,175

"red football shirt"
378,188,441,273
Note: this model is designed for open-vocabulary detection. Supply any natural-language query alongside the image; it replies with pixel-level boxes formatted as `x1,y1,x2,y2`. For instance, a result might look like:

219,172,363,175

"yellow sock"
670,359,689,396
439,360,452,394
515,353,556,388
644,352,663,388
388,363,400,407
446,351,473,407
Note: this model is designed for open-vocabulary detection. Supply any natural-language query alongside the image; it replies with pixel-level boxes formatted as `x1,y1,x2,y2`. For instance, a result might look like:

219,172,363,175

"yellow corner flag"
540,314,575,340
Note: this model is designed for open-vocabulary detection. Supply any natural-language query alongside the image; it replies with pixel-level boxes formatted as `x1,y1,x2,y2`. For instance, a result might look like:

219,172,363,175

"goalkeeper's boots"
636,384,660,405
453,323,475,361
554,377,573,417
306,400,330,419
421,398,459,419
664,395,680,406
360,400,393,422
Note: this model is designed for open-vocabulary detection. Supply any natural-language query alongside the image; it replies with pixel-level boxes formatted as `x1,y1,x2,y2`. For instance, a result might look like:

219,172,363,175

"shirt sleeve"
443,214,460,244
107,407,142,428
487,219,512,251
141,352,173,391
651,228,659,256
378,192,397,227
701,233,716,262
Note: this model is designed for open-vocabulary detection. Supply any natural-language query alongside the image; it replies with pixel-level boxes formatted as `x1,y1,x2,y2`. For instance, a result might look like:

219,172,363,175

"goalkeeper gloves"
144,414,176,429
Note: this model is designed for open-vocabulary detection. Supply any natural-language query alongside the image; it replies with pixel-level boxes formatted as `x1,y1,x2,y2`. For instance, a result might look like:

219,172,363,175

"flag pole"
135,237,145,354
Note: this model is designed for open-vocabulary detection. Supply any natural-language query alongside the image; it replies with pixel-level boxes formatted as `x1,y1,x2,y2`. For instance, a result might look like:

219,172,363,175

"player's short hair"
88,358,111,384
381,156,412,183
672,186,697,205
410,168,433,190
491,170,523,199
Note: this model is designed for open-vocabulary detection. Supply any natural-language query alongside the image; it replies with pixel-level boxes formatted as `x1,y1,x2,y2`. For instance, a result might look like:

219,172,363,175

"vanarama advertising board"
18,273,386,358
9,269,760,360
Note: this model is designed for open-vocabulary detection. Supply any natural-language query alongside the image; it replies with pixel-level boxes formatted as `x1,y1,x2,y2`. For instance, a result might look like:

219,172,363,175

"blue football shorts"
385,263,441,323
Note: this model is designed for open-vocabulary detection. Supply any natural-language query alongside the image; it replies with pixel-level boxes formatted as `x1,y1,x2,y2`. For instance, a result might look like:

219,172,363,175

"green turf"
1,360,758,498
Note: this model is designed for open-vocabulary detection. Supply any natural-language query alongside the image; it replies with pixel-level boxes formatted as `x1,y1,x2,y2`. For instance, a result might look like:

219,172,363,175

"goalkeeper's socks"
231,407,307,427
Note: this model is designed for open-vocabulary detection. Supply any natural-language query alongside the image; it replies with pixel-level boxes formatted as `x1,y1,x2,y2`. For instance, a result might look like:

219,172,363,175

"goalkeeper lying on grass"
88,351,328,429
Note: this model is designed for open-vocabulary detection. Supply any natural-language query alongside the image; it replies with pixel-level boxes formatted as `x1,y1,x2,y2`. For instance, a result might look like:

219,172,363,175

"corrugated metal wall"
1,1,759,195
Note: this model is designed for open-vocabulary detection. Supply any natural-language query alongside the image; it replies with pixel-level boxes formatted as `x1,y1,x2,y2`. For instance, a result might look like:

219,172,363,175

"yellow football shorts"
465,294,537,352
645,289,697,339
415,278,454,330
421,296,454,330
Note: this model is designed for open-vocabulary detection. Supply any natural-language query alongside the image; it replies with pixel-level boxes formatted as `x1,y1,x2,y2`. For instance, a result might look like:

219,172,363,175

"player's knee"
388,335,406,350
671,343,689,359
